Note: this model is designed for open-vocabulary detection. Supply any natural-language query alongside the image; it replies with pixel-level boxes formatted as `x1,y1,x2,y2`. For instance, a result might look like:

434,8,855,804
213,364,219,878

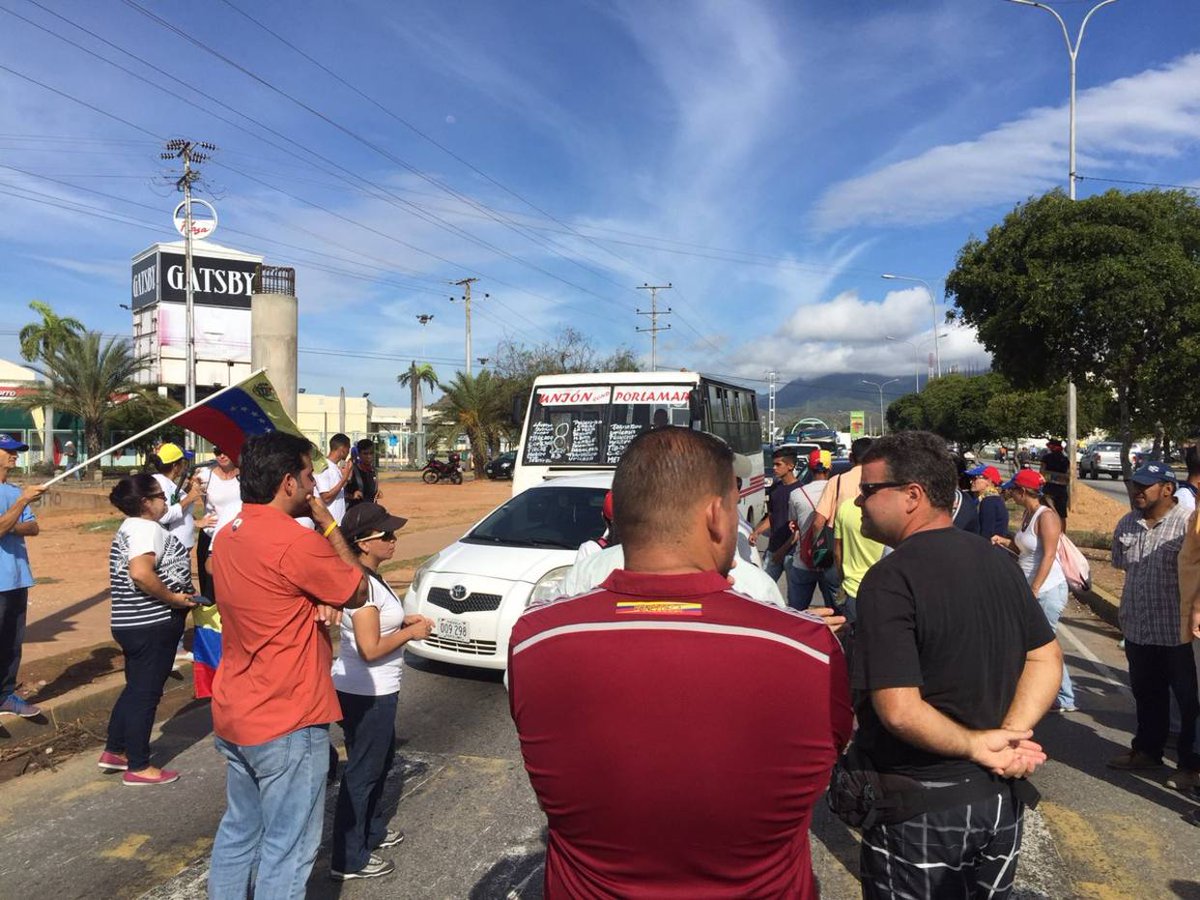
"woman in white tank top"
992,470,1076,711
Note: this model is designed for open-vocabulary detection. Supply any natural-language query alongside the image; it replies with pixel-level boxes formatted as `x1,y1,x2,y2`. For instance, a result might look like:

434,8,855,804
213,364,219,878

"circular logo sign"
173,198,218,240
449,585,468,602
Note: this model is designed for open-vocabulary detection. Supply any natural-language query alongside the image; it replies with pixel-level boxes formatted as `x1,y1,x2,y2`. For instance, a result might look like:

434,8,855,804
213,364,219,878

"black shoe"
330,854,395,881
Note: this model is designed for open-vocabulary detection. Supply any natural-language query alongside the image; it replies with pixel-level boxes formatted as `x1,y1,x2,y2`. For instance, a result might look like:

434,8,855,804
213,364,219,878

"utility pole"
161,138,216,451
1007,0,1119,513
636,283,672,370
450,279,485,376
766,369,778,443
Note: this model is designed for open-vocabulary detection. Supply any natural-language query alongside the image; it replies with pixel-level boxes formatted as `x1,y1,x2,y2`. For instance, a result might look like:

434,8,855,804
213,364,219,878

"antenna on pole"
636,282,672,370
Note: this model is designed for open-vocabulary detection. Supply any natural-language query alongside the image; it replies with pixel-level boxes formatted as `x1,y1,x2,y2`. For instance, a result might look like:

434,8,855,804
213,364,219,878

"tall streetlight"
1007,0,1119,513
881,273,941,378
862,378,899,435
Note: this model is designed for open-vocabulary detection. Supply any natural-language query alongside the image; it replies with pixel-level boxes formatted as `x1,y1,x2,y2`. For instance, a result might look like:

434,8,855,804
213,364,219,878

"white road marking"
1056,619,1133,702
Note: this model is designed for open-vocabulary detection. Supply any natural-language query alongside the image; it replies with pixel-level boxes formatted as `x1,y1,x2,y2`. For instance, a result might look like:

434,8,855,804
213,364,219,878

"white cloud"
813,52,1200,231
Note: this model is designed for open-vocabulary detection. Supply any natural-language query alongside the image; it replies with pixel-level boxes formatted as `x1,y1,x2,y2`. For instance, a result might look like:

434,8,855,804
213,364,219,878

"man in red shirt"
509,427,852,898
208,432,368,898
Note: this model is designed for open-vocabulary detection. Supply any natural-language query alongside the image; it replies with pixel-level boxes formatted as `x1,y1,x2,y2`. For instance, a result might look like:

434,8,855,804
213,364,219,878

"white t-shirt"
314,461,348,524
1176,485,1196,516
787,479,829,572
199,467,242,537
109,517,191,629
560,545,785,608
331,573,407,696
154,472,196,550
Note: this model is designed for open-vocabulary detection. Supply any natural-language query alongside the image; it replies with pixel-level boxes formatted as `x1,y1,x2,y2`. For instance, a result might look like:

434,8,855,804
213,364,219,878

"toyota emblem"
449,584,468,602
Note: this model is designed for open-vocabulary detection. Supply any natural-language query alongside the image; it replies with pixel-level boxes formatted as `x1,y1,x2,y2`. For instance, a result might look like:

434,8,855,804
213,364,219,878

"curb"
1077,584,1120,631
0,661,195,745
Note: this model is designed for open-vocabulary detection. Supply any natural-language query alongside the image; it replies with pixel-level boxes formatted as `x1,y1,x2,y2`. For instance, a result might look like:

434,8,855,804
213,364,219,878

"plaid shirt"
1112,502,1190,646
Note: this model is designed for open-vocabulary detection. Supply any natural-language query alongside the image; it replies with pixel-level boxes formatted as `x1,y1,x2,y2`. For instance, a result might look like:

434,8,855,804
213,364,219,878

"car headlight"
410,551,441,599
527,565,572,607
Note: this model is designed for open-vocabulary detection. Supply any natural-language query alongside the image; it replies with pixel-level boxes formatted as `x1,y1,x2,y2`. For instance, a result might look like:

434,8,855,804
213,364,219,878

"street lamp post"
862,378,900,435
1006,0,1120,514
882,274,941,378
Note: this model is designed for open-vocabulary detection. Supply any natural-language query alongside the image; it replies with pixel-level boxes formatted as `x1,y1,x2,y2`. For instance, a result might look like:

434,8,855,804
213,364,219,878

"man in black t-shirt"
1040,438,1070,522
750,449,805,583
850,431,1061,900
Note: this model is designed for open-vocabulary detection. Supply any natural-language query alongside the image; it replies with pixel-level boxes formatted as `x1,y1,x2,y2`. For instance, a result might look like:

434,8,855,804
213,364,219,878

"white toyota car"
403,473,611,671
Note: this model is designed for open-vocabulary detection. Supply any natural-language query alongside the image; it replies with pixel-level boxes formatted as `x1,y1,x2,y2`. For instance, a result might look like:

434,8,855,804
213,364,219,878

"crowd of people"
0,423,1198,897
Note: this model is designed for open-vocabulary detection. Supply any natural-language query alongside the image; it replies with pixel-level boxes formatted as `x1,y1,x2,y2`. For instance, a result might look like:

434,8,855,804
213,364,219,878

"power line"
1077,173,1199,193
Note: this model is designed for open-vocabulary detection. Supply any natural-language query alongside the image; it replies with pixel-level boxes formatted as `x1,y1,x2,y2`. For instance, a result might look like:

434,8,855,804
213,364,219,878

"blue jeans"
764,554,786,584
785,558,840,610
1036,581,1075,709
332,691,398,873
105,615,186,771
208,725,331,900
0,588,29,701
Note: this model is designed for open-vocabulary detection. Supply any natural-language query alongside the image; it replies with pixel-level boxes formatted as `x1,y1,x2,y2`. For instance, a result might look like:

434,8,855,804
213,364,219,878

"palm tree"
432,370,511,477
18,301,85,461
18,300,84,362
13,331,175,472
396,361,439,435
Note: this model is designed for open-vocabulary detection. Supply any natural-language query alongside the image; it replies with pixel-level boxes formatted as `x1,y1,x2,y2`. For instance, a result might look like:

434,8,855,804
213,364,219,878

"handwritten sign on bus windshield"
611,385,691,406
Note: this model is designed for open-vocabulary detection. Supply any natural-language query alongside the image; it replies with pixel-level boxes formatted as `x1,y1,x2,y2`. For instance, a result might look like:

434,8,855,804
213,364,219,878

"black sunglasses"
146,492,167,500
858,481,910,498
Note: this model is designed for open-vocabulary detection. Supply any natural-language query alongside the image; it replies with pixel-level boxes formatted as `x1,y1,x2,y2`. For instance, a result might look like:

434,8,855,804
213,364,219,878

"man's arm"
1001,638,1063,732
308,492,368,609
0,485,47,538
318,462,353,504
1111,519,1129,571
871,687,1043,777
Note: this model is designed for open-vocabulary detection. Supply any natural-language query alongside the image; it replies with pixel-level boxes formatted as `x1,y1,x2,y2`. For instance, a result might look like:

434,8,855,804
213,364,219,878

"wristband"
322,521,338,538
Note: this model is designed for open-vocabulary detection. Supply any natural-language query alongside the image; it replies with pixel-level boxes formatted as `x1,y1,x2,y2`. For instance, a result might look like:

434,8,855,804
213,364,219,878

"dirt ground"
17,474,512,671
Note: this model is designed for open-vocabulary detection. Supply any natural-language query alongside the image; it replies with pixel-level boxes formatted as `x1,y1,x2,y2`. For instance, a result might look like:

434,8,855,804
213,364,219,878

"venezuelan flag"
175,370,326,471
191,604,222,699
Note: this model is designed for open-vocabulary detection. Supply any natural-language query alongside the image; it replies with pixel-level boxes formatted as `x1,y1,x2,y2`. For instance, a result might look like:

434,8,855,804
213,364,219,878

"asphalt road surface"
1,605,1197,899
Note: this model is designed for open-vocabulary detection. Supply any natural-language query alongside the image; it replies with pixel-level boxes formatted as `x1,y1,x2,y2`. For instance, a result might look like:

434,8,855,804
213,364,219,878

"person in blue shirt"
0,435,47,718
967,464,1010,541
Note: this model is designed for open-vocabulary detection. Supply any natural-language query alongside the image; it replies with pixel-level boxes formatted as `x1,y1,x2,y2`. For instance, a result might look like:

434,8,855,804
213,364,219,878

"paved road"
0,605,1196,899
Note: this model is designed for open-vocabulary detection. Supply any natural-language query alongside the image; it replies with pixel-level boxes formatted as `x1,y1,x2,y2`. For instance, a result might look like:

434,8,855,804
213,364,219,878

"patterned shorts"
860,791,1025,899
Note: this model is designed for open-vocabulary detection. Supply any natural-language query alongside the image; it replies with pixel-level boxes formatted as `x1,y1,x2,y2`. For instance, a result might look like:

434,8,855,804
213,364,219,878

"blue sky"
1,0,1198,403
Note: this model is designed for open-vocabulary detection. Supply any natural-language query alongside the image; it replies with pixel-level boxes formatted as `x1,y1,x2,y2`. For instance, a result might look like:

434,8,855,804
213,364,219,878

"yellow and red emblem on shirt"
615,600,703,616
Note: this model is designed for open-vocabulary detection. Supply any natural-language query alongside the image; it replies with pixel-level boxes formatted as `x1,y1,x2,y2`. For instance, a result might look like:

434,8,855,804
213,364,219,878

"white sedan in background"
403,474,611,671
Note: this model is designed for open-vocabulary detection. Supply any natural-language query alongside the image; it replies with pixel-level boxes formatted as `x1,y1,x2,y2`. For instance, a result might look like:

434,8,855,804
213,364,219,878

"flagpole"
40,369,266,489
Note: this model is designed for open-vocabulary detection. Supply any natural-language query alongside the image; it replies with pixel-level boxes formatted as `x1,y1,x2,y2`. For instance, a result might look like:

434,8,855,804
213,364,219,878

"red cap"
1004,469,1044,492
602,490,614,520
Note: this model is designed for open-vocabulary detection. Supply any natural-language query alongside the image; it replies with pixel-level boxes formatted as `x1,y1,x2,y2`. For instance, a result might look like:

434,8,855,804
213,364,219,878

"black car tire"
1110,472,1120,480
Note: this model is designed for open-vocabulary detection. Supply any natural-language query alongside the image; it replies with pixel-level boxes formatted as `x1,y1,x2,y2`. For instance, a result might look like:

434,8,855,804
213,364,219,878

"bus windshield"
521,383,694,467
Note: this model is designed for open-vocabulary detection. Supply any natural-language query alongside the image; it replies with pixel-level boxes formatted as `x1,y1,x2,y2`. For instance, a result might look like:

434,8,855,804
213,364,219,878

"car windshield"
465,486,609,550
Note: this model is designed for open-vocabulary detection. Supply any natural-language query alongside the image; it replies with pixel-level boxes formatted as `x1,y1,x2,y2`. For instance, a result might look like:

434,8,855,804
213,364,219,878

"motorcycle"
422,453,463,485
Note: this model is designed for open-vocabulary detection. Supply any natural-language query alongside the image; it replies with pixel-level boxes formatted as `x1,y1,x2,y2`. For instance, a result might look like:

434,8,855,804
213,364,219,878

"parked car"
403,474,610,671
1079,441,1143,479
485,451,516,480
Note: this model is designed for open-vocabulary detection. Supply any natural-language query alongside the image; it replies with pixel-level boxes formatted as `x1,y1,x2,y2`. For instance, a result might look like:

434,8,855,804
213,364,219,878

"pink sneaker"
97,751,128,772
122,769,180,786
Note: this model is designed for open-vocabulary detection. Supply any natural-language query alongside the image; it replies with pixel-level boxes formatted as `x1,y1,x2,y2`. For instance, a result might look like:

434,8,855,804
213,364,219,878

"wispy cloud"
812,52,1200,232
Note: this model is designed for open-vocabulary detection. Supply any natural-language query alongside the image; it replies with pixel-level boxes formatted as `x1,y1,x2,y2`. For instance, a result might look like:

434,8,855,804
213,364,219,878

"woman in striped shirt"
99,474,202,786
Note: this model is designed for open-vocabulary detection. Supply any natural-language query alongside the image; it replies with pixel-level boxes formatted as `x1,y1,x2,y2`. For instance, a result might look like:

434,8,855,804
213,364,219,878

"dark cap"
1130,461,1176,486
339,502,408,541
1046,438,1064,449
0,434,29,452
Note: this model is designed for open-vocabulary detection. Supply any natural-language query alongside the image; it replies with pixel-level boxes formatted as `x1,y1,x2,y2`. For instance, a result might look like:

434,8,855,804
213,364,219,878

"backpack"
1056,533,1092,595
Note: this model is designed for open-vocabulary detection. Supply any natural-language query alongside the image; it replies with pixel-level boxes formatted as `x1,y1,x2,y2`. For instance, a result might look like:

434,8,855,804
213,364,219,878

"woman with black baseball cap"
328,502,434,882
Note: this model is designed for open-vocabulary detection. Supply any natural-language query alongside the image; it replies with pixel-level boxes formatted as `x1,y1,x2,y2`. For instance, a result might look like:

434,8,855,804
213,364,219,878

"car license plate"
437,618,470,643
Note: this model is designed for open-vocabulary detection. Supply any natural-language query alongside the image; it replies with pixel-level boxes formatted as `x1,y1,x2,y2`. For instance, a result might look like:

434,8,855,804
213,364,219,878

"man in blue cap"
0,435,47,717
1109,461,1198,792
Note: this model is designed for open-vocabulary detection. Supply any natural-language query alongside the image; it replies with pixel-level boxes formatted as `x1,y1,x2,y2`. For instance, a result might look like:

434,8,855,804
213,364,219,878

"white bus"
512,371,766,523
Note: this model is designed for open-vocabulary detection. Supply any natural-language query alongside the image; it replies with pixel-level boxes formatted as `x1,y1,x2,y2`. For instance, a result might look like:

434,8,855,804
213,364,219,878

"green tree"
947,188,1200,476
396,361,439,434
886,373,1007,450
431,370,511,477
13,331,175,472
18,300,83,363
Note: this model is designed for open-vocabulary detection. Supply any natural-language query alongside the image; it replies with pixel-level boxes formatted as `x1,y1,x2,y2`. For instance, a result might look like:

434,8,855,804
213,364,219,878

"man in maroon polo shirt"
509,427,853,898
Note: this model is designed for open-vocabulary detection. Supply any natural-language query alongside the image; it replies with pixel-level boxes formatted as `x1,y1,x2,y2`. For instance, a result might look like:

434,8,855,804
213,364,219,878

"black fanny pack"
827,744,1040,829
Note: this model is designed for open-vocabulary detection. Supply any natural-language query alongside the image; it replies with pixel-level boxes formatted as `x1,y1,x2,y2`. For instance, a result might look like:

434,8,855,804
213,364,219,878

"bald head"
613,427,736,551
